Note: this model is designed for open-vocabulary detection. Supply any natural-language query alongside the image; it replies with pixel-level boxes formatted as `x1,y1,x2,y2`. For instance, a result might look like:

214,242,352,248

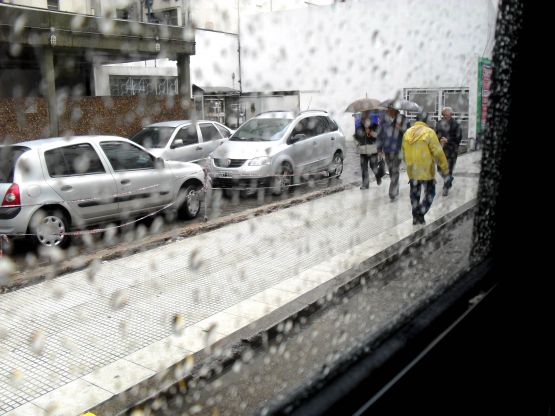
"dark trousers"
443,151,458,190
384,152,401,199
409,180,436,219
360,153,379,188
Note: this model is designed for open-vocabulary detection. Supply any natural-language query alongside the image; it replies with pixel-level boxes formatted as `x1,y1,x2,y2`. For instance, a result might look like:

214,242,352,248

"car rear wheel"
28,209,70,248
177,184,202,219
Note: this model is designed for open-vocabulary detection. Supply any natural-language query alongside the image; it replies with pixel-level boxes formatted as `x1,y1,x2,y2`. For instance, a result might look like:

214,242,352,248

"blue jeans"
409,180,436,219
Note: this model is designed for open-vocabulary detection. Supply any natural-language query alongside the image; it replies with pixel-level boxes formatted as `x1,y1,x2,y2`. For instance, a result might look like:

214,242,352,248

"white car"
208,110,346,196
130,120,232,166
0,136,205,247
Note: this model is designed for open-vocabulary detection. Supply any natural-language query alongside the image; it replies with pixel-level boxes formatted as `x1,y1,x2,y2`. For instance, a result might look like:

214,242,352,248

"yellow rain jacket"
402,121,448,180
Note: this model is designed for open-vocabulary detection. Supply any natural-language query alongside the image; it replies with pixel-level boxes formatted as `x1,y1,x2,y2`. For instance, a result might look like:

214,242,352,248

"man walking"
435,106,463,196
402,112,449,225
355,110,381,189
377,105,408,201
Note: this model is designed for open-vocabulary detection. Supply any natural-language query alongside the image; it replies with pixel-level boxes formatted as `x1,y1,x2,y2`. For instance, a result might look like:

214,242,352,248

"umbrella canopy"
345,98,383,113
380,98,422,112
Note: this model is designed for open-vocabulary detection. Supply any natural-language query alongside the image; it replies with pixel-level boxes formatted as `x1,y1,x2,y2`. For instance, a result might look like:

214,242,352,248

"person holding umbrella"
345,98,383,190
376,102,410,201
402,111,449,225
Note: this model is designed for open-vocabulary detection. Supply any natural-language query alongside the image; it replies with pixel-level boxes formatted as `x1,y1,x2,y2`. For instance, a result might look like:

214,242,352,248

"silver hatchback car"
208,110,345,195
130,120,232,166
0,136,205,248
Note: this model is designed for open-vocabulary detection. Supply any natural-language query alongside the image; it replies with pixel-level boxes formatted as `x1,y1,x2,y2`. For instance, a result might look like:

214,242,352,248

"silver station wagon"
130,120,232,165
0,136,205,248
208,110,345,196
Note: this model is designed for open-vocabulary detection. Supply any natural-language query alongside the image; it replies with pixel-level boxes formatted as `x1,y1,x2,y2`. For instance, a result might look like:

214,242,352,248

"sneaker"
442,188,449,196
360,185,369,190
413,216,419,225
376,177,382,185
419,215,426,224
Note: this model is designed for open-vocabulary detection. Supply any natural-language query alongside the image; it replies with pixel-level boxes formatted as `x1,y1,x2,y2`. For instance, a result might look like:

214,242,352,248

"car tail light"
2,183,21,207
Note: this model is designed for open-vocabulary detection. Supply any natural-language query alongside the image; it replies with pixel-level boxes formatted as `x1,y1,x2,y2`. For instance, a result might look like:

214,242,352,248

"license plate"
216,172,233,178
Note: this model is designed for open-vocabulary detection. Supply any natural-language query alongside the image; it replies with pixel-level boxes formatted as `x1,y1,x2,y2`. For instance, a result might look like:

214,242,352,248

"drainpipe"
237,0,242,94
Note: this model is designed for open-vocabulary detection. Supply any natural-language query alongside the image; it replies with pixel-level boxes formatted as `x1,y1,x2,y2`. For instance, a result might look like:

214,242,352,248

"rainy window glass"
199,123,220,141
0,0,507,415
100,141,155,171
130,127,175,148
44,144,105,177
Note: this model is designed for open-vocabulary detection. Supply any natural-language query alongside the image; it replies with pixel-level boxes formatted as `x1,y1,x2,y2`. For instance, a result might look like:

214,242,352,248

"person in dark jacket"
354,110,381,189
435,106,463,196
377,105,409,201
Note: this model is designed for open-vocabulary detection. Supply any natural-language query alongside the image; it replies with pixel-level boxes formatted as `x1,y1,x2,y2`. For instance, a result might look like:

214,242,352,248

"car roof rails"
299,109,329,114
255,110,294,116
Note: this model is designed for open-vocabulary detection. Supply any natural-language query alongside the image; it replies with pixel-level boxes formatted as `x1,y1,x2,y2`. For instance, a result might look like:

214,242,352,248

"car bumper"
0,206,34,237
208,163,274,189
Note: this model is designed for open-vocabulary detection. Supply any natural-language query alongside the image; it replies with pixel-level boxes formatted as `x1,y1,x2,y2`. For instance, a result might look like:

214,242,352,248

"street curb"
1,181,356,294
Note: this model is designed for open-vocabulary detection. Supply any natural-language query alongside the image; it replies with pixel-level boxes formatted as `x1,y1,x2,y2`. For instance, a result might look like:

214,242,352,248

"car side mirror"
289,133,306,144
154,157,165,169
171,138,184,149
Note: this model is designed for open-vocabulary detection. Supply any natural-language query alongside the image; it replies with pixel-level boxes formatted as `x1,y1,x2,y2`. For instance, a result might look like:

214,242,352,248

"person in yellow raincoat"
402,112,449,225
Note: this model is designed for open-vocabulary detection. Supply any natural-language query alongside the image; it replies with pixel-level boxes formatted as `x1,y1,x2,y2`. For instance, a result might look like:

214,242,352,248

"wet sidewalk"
0,152,482,416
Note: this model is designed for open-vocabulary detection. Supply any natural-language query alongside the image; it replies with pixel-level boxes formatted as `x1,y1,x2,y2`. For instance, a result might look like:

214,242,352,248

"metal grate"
214,159,247,168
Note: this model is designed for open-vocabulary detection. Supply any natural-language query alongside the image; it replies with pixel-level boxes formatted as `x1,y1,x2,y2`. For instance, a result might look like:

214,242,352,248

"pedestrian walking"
376,105,409,201
354,110,382,189
435,106,463,196
402,112,449,225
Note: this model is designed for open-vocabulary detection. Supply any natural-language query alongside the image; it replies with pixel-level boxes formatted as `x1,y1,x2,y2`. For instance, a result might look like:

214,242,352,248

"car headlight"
248,156,271,166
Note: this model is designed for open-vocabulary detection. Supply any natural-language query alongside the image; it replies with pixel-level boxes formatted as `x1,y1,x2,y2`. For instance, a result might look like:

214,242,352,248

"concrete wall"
0,95,191,142
94,29,239,97
240,0,497,140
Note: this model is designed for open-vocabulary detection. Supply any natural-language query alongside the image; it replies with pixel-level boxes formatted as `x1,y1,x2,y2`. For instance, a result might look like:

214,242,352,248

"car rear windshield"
130,127,175,148
230,118,292,141
0,146,30,183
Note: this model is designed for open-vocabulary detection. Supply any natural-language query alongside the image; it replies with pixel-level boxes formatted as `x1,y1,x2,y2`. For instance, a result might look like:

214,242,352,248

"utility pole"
237,0,242,94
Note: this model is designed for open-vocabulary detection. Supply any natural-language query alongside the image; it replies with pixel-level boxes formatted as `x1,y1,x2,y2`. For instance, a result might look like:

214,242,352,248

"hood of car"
164,160,203,176
210,140,276,160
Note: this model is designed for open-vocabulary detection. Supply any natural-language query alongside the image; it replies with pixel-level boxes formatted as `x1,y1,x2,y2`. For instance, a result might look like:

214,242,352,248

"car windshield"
129,126,175,148
0,146,29,183
230,118,292,141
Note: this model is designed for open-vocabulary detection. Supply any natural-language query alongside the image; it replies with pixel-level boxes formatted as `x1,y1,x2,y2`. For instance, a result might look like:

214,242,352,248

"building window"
109,76,178,96
404,87,470,144
47,0,59,11
116,9,129,20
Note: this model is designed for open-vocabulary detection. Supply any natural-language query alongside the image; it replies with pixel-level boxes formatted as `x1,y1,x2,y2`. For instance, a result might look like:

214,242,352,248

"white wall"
240,0,497,139
190,29,240,90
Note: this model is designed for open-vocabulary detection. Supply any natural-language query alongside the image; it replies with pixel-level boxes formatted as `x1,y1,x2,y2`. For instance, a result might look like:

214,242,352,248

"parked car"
208,110,345,196
0,136,205,248
129,120,233,165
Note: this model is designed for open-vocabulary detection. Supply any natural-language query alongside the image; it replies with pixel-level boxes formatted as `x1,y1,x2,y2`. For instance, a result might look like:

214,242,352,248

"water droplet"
110,290,128,310
189,248,202,271
172,313,185,335
10,368,23,387
30,330,45,355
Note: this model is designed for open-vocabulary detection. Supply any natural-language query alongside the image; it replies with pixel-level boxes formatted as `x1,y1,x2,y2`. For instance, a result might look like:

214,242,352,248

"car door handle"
60,185,72,191
121,179,131,185
196,146,202,150
331,137,336,140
